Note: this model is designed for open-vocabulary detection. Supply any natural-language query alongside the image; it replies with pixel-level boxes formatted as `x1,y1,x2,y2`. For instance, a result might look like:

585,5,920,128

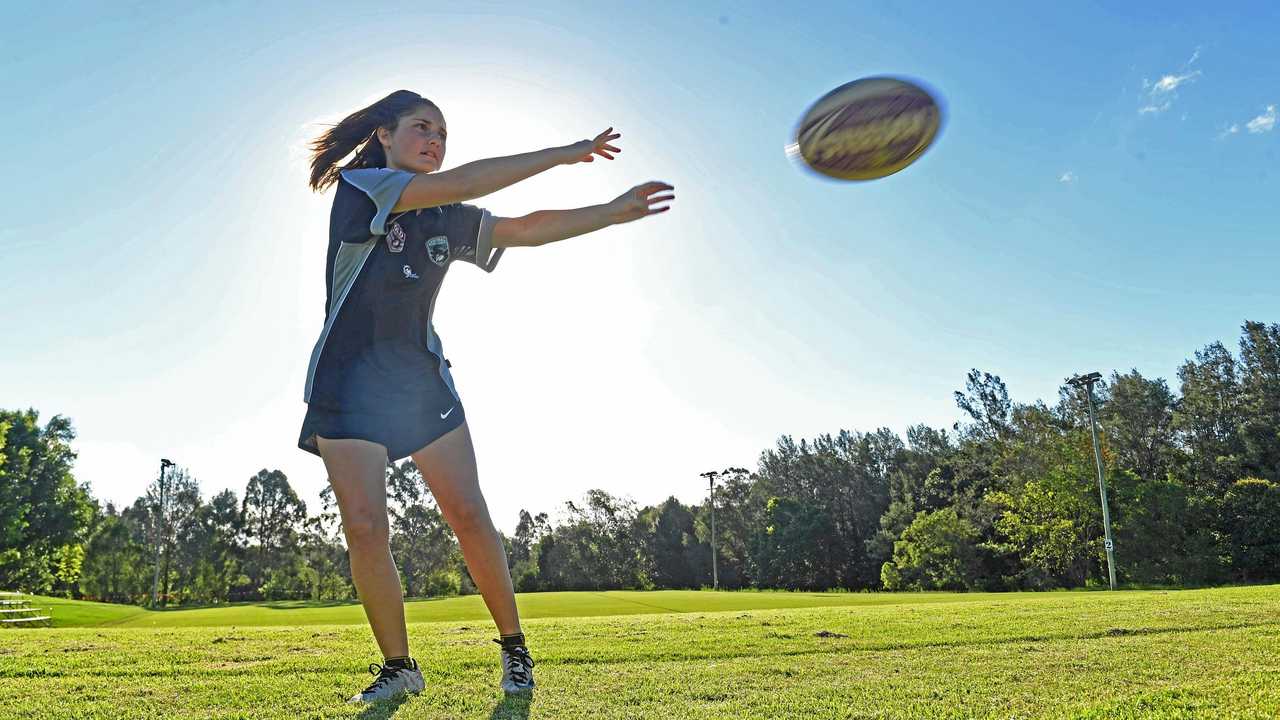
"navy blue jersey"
303,168,503,414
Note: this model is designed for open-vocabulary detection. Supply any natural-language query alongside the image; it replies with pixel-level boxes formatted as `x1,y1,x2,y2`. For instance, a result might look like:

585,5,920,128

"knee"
448,503,492,538
343,512,390,548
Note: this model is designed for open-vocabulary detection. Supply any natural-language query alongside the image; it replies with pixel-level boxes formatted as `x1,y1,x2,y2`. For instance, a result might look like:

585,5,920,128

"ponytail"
309,90,438,192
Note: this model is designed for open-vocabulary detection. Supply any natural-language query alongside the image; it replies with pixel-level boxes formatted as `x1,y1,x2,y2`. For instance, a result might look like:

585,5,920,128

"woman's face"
379,104,447,173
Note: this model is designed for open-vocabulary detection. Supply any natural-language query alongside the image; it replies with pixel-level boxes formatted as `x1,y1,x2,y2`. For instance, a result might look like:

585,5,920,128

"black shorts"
298,401,466,462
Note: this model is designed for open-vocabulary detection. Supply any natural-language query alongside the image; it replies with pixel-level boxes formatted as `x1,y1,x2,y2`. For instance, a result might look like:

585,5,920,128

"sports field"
1,586,1277,719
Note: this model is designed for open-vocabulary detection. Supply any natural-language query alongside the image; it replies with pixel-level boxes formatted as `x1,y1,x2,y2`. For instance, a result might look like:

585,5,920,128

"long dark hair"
309,90,438,192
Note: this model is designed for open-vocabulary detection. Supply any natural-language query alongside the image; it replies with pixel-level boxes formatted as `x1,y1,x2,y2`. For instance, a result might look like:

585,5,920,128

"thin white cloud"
1058,171,1076,184
1151,70,1201,95
1138,50,1203,115
1246,105,1277,134
1221,106,1277,139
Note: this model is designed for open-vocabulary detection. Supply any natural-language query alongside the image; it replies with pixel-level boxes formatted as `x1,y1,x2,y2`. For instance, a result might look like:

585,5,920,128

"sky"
3,2,1277,533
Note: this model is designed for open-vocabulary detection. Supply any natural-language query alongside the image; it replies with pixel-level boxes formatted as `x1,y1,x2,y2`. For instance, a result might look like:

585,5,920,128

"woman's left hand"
565,128,622,164
607,181,675,224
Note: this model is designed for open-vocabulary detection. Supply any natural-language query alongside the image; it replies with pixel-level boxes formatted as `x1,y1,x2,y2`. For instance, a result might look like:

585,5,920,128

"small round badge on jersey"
387,222,407,253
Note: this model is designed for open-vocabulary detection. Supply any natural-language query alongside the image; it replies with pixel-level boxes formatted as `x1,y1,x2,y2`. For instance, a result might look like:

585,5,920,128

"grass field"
1,586,1277,719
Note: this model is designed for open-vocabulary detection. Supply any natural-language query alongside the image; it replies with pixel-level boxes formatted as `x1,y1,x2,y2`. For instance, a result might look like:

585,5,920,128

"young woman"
299,90,673,704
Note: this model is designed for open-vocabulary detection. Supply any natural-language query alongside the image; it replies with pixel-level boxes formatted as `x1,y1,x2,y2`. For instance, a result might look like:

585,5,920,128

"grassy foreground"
1,585,1277,719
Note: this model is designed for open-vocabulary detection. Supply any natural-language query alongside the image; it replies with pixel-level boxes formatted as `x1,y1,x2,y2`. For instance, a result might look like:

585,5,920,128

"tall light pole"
151,458,174,608
699,470,719,590
699,467,748,591
1068,373,1117,590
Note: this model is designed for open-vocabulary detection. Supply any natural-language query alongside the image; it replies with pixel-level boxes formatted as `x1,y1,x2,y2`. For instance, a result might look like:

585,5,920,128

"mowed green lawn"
1,586,1277,719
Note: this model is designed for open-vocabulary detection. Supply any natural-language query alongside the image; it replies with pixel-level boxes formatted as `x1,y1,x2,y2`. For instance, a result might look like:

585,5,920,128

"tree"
171,488,250,605
1097,370,1179,484
1218,478,1280,582
752,494,831,590
384,460,460,597
697,467,757,589
241,469,308,595
207,489,251,601
954,370,1013,442
533,490,645,591
945,372,1018,583
509,509,550,592
1173,342,1245,494
0,409,95,594
298,515,354,601
1237,322,1280,481
752,430,896,589
143,465,202,605
1108,470,1222,586
640,497,707,589
881,508,982,591
510,509,549,568
79,504,151,603
867,425,955,575
988,404,1105,589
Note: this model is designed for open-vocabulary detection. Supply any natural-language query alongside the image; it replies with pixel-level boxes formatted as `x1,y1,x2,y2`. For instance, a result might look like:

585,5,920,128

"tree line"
2,320,1277,606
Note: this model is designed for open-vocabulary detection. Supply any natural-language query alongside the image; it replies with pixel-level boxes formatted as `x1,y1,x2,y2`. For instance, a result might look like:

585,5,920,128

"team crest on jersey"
426,235,450,266
387,222,407,253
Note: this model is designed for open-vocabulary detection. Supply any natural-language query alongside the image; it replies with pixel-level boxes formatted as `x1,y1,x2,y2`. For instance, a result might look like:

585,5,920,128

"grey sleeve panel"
340,168,415,235
476,209,504,273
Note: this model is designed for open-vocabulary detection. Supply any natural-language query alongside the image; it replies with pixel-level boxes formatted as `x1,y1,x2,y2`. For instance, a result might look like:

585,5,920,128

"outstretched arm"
491,182,675,248
392,129,622,212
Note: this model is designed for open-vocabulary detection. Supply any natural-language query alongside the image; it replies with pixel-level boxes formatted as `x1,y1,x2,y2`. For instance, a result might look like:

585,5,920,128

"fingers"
636,181,675,197
595,142,620,160
645,184,674,215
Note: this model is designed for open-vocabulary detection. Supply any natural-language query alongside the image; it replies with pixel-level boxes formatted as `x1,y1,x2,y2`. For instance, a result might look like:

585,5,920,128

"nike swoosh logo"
440,406,456,419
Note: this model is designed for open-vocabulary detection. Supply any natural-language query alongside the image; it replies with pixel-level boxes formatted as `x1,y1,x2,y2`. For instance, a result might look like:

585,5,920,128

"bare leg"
411,421,522,636
317,436,410,659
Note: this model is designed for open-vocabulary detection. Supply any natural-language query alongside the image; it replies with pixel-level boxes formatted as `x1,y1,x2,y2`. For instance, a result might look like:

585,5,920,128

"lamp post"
698,470,719,590
150,458,174,608
699,467,748,591
1067,373,1117,590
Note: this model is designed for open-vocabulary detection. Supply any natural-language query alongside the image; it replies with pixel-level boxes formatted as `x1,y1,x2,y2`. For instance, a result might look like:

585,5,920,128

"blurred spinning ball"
790,76,944,181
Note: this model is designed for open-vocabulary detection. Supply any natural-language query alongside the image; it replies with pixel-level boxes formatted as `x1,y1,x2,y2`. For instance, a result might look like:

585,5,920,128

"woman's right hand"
606,181,675,224
564,128,621,164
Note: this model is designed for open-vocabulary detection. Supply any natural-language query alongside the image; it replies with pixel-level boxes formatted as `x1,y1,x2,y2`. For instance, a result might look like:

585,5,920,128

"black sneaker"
494,640,536,693
346,658,425,704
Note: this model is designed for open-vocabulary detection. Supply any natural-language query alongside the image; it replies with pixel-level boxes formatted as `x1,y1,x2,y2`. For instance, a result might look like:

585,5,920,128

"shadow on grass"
489,690,534,720
259,599,363,610
259,596,454,611
354,694,410,719
126,596,458,614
